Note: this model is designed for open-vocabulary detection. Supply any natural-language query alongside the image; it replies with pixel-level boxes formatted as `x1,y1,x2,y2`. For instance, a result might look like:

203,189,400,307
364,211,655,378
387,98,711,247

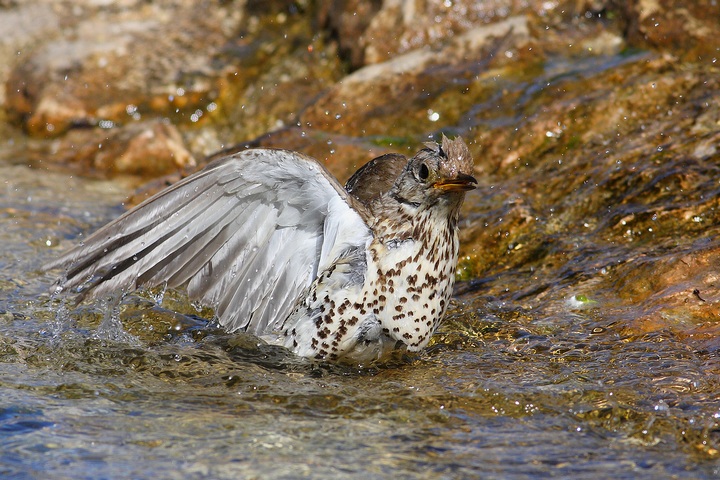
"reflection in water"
1,149,719,480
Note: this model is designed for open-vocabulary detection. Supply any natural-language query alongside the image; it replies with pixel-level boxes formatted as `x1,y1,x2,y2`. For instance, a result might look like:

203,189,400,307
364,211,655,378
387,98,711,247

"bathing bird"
46,135,476,363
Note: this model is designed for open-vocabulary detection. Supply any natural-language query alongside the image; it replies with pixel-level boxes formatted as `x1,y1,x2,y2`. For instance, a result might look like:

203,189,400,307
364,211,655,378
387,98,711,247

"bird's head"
392,135,477,208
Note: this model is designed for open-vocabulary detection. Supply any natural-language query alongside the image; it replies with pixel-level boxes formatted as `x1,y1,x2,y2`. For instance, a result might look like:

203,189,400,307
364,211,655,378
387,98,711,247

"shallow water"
2,150,719,479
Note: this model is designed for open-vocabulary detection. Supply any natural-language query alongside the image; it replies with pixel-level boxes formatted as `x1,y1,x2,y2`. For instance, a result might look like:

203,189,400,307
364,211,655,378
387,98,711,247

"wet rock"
1,0,345,177
617,0,720,59
238,126,412,182
5,1,238,138
0,3,60,107
453,51,720,348
316,0,383,69
200,15,344,147
34,120,195,177
326,0,588,67
610,245,720,349
128,126,410,206
302,16,531,137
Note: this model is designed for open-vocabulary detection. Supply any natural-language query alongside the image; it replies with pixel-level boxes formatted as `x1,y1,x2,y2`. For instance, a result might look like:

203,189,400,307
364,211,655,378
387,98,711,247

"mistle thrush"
46,135,476,363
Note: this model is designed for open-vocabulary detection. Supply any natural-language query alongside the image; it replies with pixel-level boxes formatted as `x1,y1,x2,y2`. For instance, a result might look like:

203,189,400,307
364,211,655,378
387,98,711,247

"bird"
45,135,477,364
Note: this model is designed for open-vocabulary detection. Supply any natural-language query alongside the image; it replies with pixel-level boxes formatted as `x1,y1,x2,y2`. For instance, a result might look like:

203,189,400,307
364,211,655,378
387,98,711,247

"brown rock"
302,16,530,137
124,126,408,207
33,120,195,177
618,0,720,58
316,0,383,69
4,1,239,137
208,126,409,184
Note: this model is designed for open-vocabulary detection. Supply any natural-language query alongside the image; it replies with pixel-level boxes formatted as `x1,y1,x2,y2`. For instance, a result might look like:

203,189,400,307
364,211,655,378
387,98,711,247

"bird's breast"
278,217,460,362
366,223,460,350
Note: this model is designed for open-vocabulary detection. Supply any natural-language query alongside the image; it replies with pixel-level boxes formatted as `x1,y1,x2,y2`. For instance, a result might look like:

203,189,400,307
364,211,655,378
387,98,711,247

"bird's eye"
418,163,430,181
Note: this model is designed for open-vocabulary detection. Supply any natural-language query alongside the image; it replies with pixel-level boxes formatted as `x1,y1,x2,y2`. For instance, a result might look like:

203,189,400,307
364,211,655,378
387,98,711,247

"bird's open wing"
45,148,373,335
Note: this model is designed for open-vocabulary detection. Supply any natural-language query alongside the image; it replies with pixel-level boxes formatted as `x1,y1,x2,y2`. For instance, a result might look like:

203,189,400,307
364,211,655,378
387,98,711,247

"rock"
31,120,195,177
1,0,344,177
123,125,417,206
4,1,238,138
323,0,557,67
0,3,60,107
618,0,720,59
301,16,530,137
315,0,384,69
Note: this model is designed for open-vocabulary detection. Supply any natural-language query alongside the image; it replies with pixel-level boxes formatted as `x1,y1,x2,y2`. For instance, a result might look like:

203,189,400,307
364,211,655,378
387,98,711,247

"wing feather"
46,148,372,335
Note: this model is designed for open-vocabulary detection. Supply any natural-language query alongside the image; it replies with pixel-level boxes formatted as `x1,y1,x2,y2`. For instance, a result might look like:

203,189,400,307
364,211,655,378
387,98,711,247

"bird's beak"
433,173,478,192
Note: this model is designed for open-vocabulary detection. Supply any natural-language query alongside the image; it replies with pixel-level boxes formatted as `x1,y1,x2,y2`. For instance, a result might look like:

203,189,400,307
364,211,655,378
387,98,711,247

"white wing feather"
45,148,372,335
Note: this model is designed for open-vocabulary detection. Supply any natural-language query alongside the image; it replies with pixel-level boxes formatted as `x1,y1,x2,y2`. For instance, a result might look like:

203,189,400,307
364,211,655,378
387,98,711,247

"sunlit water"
2,154,719,480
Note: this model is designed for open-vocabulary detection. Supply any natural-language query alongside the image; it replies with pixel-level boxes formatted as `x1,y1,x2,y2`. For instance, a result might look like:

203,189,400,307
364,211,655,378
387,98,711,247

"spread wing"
45,148,373,335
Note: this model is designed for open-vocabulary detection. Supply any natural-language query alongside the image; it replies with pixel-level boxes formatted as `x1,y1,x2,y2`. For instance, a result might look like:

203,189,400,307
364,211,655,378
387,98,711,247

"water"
1,153,719,479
